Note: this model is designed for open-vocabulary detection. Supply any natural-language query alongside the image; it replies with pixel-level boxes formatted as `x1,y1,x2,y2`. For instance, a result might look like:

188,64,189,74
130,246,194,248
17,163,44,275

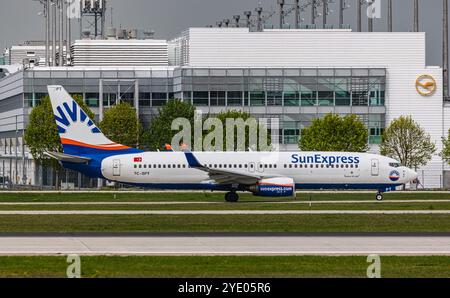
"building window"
210,91,225,106
152,92,167,107
249,91,265,106
227,91,242,106
193,91,209,106
284,91,300,106
267,91,283,106
85,93,99,107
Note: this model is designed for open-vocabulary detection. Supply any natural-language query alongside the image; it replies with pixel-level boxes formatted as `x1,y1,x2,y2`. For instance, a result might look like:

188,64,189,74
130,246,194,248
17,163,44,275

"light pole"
444,0,449,99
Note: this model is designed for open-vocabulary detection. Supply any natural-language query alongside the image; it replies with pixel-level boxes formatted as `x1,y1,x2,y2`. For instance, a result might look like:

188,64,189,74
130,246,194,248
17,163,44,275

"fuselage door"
371,159,379,176
113,159,121,177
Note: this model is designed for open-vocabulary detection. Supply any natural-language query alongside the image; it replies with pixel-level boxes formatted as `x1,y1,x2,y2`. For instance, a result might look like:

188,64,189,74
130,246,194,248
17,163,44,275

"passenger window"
139,165,142,169
289,164,293,168
134,165,137,169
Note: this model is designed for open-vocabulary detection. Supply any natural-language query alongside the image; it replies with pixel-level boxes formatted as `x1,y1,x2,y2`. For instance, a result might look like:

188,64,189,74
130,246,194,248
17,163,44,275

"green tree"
442,130,450,164
209,110,271,151
99,102,140,148
299,114,368,152
141,99,196,151
380,116,436,170
24,95,94,188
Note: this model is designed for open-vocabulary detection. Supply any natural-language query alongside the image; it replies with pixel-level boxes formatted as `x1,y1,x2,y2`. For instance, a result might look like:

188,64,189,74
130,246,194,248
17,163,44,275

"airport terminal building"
0,28,449,188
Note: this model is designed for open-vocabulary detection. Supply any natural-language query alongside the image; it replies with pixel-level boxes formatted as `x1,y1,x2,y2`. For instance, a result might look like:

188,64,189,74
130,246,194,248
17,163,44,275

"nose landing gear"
376,192,383,201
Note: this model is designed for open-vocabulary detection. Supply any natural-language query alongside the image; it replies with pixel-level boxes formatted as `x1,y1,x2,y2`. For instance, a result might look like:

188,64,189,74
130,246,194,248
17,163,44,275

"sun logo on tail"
54,100,101,135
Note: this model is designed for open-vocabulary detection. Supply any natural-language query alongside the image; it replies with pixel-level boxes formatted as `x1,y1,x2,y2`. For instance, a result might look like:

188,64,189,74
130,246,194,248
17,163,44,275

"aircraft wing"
184,151,273,185
44,151,91,164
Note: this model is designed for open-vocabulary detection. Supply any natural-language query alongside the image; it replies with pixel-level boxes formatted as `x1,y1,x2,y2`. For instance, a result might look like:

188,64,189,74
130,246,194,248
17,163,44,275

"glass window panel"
227,91,242,106
301,91,317,106
192,77,209,84
86,93,99,107
152,92,167,106
250,69,266,76
318,91,334,106
34,71,51,78
352,91,368,106
210,76,226,84
227,69,243,76
101,71,118,78
210,69,226,76
369,69,386,76
85,71,100,78
192,69,209,76
335,69,352,76
151,70,169,78
249,91,265,106
301,69,317,76
210,91,225,106
67,71,84,78
267,91,283,106
51,71,67,78
335,91,351,106
352,69,369,76
267,69,283,76
318,69,334,76
284,91,300,106
284,69,300,76
193,91,208,106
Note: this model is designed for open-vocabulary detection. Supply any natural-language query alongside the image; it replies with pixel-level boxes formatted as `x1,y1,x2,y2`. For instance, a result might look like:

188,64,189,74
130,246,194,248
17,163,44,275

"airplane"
45,85,419,202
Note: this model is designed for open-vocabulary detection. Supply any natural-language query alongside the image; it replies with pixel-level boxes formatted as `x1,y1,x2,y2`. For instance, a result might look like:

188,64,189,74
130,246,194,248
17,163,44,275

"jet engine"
249,177,295,197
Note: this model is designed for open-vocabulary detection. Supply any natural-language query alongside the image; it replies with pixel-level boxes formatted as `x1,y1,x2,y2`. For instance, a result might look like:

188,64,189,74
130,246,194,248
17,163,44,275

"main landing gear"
376,192,383,201
225,191,239,203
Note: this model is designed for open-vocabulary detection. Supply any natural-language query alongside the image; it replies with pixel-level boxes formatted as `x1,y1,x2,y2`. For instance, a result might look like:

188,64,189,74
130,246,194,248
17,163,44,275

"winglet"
183,151,204,168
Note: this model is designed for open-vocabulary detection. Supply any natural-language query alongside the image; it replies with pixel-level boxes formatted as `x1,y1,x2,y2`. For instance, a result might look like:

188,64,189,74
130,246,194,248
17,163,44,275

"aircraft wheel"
225,192,239,203
376,193,383,201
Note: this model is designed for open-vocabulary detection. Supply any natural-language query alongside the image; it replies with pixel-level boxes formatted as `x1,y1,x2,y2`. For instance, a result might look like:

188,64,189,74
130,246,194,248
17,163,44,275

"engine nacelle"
249,177,295,197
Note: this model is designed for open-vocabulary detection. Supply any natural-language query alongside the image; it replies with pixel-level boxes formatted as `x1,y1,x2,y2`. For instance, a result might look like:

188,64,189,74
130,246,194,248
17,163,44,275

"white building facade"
0,27,448,188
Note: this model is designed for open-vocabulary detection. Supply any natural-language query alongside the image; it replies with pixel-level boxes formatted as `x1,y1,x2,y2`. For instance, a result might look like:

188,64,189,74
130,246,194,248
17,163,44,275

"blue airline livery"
291,154,360,165
44,86,418,202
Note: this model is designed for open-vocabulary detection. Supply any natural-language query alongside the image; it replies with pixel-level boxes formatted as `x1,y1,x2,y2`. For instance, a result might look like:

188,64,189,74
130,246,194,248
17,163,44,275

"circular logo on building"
415,75,437,96
389,170,400,182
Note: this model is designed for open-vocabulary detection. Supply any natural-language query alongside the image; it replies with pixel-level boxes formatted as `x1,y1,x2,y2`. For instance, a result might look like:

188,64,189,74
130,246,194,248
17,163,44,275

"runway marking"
0,210,450,215
0,236,449,256
0,200,449,205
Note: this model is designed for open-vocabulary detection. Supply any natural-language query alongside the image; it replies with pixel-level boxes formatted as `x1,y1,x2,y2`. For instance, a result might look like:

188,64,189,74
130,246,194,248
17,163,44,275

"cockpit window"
389,162,401,168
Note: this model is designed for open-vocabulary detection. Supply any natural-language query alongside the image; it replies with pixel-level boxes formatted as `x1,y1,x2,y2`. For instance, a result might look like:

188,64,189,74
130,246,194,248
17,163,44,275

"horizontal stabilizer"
44,151,91,164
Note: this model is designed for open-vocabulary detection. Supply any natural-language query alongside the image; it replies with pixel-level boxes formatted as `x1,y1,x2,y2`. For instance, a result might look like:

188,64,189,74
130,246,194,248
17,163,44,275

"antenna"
294,0,300,29
233,15,241,27
414,0,419,32
444,0,449,99
277,0,285,29
244,11,252,28
256,6,263,31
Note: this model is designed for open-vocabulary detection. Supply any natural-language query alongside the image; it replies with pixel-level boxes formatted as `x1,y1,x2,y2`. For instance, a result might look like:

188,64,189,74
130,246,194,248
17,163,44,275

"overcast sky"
0,0,446,66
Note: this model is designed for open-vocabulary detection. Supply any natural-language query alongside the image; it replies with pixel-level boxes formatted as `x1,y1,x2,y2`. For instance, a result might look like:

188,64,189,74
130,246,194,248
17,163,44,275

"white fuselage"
101,151,417,191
